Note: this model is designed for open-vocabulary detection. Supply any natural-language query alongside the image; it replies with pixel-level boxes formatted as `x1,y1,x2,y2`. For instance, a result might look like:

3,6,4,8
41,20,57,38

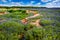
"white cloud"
30,1,35,4
0,4,9,6
0,2,23,6
10,2,23,6
41,0,52,2
1,0,7,2
9,0,11,1
7,1,36,6
33,3,41,7
37,3,41,5
23,1,41,7
45,0,60,8
23,1,35,6
52,0,60,2
0,0,60,7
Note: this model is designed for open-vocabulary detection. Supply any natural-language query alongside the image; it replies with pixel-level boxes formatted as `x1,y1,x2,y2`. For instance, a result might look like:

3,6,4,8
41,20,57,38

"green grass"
0,9,60,40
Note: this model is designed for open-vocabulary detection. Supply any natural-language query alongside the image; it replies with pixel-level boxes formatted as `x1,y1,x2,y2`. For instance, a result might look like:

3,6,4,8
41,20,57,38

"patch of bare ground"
21,10,43,28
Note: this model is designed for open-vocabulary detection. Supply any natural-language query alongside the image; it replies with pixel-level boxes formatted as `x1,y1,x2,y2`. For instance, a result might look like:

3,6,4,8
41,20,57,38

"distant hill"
0,6,60,10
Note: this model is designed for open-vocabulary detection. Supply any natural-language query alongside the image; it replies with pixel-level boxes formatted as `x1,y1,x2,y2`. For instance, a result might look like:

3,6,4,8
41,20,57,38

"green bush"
40,20,54,26
56,22,60,27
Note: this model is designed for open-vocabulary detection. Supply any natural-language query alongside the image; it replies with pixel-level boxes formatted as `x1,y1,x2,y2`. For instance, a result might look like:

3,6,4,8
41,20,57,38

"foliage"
0,9,60,40
1,10,28,19
40,20,54,26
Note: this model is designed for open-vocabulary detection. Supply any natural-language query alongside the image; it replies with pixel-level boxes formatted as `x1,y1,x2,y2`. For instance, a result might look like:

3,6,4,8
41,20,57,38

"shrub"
40,20,54,26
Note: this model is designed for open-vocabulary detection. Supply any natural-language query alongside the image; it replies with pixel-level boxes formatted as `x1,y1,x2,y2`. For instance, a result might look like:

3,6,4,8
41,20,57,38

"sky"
0,0,60,7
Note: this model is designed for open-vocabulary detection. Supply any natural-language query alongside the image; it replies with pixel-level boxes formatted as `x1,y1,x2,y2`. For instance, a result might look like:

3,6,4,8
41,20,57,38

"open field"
0,7,60,40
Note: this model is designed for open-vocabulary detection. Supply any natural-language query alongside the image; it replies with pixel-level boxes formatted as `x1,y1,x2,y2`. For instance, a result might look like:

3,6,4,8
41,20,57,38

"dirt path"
21,11,42,27
25,14,40,19
30,19,41,27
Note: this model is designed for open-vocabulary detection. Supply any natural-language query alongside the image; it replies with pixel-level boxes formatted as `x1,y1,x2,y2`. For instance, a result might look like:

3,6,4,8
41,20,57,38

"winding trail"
26,14,40,19
21,10,42,27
